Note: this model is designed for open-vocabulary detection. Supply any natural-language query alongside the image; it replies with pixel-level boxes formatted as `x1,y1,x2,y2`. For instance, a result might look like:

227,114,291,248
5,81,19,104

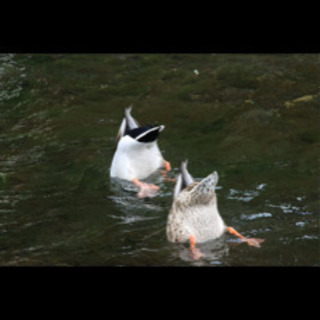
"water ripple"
241,212,272,220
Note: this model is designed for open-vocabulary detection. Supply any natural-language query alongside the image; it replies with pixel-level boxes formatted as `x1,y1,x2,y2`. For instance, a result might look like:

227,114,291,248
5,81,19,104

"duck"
166,160,264,259
110,106,172,198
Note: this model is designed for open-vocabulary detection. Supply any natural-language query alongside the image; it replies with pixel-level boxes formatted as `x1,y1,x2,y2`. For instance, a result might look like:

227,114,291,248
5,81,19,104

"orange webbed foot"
227,226,264,248
161,160,177,182
132,178,159,199
189,235,203,260
243,238,265,248
164,160,171,171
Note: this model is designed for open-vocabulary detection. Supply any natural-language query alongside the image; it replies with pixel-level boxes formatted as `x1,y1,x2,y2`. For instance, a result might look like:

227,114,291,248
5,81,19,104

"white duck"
110,106,172,198
166,160,264,259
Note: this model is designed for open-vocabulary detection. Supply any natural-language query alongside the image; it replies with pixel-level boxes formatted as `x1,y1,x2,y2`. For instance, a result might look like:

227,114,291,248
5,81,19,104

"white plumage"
110,134,165,181
110,106,166,181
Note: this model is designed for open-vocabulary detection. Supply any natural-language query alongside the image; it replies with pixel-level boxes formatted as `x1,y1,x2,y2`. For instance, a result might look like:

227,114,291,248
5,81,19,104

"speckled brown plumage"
166,161,226,244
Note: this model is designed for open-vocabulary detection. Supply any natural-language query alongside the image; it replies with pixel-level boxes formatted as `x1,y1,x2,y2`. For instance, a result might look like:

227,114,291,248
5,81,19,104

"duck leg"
132,178,159,199
227,226,265,248
189,235,203,260
161,160,176,182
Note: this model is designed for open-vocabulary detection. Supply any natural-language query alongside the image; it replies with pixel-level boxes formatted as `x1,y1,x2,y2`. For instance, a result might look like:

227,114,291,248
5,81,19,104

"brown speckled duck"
166,160,264,259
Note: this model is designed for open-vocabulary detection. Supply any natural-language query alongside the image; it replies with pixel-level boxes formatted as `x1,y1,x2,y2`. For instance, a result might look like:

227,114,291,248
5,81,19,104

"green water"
0,53,319,266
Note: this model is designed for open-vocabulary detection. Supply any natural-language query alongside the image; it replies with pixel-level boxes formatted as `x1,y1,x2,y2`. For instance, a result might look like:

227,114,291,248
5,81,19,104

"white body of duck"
110,106,166,181
166,160,226,243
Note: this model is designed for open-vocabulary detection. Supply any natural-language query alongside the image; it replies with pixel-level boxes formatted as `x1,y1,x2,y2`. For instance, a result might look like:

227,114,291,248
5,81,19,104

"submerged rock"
284,94,318,108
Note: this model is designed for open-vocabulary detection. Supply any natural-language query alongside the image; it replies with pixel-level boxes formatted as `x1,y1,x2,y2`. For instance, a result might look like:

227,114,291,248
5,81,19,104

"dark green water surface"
0,53,319,266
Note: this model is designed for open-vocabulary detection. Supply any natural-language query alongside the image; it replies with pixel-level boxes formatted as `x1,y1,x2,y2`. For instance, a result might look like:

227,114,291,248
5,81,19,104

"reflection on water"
0,53,319,266
173,236,230,266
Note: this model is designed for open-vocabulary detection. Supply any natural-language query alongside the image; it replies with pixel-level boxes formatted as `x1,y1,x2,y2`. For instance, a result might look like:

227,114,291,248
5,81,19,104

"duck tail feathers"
180,160,194,186
173,174,183,200
124,105,139,131
173,160,194,199
114,105,140,150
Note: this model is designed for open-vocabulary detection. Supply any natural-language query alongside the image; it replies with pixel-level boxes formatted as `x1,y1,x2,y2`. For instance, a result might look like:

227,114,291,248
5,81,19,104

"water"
0,53,319,266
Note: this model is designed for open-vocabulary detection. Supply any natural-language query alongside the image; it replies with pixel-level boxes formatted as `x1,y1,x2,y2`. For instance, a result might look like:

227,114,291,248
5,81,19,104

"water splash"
227,183,266,202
